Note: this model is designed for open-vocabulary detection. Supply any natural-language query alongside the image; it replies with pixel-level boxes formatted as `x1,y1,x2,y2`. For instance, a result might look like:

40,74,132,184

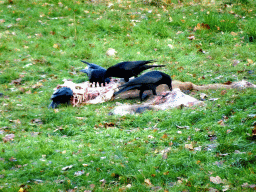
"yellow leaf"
247,59,253,64
163,171,169,175
230,32,237,36
144,178,152,186
18,188,24,192
185,143,193,150
53,44,58,48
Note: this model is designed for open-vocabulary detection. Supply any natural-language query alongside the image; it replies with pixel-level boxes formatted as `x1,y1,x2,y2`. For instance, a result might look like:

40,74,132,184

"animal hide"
54,79,255,111
111,88,205,116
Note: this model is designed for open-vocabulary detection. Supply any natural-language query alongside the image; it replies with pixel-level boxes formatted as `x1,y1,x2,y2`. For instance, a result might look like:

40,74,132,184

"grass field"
0,0,256,191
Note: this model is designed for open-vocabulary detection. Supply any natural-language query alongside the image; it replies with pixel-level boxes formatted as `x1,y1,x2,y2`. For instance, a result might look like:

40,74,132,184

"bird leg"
124,77,129,82
139,90,148,101
152,88,157,95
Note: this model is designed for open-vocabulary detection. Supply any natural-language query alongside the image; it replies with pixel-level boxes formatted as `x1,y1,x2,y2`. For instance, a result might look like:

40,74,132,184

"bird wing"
81,60,106,70
114,84,142,96
119,71,162,88
80,69,90,75
115,60,156,71
51,88,73,99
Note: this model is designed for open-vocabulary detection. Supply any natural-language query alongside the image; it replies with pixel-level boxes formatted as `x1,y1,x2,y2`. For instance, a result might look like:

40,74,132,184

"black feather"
49,87,73,108
114,71,172,101
80,60,110,86
105,60,164,82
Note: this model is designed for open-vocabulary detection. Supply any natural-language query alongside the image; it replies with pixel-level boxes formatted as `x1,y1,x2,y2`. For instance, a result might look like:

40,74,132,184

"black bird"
113,71,172,101
80,60,110,86
105,60,165,82
49,87,73,108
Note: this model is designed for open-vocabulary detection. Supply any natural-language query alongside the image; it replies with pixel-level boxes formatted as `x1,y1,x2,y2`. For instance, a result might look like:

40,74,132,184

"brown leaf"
188,34,195,40
226,129,232,134
217,120,225,126
220,90,227,95
89,184,95,189
9,157,17,162
11,78,22,85
104,122,115,128
3,134,15,143
197,49,206,54
31,118,43,124
194,23,210,31
223,81,232,85
162,133,168,139
252,127,256,136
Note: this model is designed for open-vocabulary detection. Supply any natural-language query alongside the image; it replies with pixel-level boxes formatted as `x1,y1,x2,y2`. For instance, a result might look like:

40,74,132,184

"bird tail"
148,60,157,63
81,60,90,65
114,85,140,97
48,101,57,109
146,64,165,68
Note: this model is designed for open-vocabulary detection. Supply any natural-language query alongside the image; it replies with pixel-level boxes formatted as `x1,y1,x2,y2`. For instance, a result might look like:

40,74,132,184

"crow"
105,60,165,82
113,71,172,101
49,87,73,108
80,60,110,86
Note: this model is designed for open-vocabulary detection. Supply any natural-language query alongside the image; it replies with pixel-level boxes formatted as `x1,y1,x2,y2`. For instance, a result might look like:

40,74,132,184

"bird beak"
169,85,172,91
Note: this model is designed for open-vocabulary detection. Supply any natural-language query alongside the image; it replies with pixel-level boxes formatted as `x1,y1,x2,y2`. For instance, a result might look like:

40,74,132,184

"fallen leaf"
222,185,230,191
198,49,206,54
208,188,218,192
247,59,253,65
176,125,190,129
162,133,168,139
220,90,227,95
144,179,152,186
210,176,223,184
230,32,237,36
31,118,43,124
53,44,59,48
9,157,17,162
232,60,240,66
11,78,22,85
104,122,115,128
217,120,225,126
160,147,172,159
200,93,208,100
106,48,117,56
226,129,232,134
185,143,193,150
62,165,73,171
194,23,210,31
3,134,15,143
168,44,174,49
74,170,85,176
188,34,195,40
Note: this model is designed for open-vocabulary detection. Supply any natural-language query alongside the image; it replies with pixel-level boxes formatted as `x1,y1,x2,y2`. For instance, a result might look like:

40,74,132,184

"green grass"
0,0,256,191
